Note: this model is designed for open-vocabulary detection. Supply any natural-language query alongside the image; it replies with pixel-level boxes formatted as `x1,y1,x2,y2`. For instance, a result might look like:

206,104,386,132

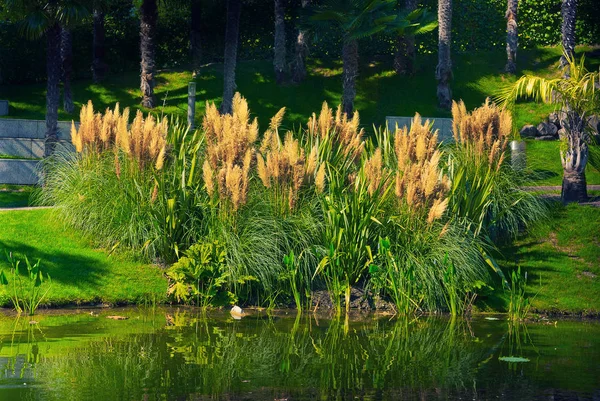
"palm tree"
92,5,107,82
190,0,202,78
499,53,599,203
560,0,577,69
221,0,242,114
6,0,90,157
436,0,452,110
140,0,158,108
61,26,74,113
307,0,436,117
505,0,518,74
291,0,309,83
273,0,286,84
394,0,417,75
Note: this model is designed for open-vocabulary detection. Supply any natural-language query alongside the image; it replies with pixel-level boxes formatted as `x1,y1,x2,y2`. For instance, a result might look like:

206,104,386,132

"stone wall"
0,118,76,184
385,116,453,142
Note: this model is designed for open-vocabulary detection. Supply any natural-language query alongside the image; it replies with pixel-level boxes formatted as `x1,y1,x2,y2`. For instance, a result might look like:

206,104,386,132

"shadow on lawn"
0,239,109,289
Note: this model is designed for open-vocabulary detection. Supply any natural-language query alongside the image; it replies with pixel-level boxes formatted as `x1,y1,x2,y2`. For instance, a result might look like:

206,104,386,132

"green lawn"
2,46,597,131
489,203,600,315
525,140,600,186
0,208,167,307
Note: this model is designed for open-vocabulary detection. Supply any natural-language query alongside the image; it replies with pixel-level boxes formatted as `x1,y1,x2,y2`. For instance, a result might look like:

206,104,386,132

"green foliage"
315,163,389,314
0,251,51,315
166,240,242,308
507,266,532,321
282,250,302,311
369,237,422,315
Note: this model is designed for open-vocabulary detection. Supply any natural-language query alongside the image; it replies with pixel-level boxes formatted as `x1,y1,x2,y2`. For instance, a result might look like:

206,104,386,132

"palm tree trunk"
341,38,358,118
140,0,158,108
561,112,588,203
291,0,309,83
394,0,417,75
273,0,286,85
560,0,577,68
191,0,202,78
505,0,518,74
45,23,62,158
436,0,453,110
61,26,74,114
92,9,107,83
221,0,242,114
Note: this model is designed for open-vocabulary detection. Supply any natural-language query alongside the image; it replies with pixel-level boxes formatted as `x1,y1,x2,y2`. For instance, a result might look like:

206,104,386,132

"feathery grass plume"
363,148,384,196
69,101,167,171
257,118,309,212
202,93,257,211
451,98,512,168
315,164,326,193
306,102,365,162
394,114,450,222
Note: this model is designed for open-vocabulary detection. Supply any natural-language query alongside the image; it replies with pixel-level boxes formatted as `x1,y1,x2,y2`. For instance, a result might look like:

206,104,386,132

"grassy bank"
0,208,167,307
483,203,600,316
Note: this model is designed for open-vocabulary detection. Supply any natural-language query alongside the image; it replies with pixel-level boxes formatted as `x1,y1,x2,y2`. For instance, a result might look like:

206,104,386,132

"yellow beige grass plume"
202,93,256,211
394,114,451,223
452,98,511,169
71,101,167,171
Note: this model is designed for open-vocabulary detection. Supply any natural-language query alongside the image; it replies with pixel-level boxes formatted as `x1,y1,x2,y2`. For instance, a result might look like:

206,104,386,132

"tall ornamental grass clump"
448,99,546,242
40,94,545,314
38,101,176,260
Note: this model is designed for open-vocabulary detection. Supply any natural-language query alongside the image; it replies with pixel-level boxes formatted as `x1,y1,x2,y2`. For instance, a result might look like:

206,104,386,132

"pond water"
0,308,598,400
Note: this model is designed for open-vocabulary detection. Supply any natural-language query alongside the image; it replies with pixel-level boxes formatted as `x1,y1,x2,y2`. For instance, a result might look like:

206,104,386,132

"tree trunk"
140,0,158,108
560,0,577,68
221,0,242,115
291,0,309,83
341,38,359,118
45,23,62,158
273,0,286,84
191,0,202,78
560,111,588,203
505,0,518,74
436,0,453,110
92,9,107,83
61,26,74,114
562,170,587,203
394,0,417,75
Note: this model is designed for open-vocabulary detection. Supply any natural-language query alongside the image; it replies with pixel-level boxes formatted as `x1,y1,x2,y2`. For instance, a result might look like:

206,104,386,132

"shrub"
41,94,546,314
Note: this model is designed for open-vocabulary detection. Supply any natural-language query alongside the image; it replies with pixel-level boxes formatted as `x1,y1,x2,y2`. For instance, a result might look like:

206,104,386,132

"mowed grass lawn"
493,203,600,315
0,208,167,307
2,46,598,132
525,140,600,186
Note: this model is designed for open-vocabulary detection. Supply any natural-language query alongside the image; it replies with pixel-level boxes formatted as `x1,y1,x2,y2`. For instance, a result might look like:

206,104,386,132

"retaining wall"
0,118,75,185
386,116,453,142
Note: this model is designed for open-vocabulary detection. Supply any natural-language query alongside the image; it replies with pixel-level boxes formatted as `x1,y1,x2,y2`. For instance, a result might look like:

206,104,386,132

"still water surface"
0,308,598,400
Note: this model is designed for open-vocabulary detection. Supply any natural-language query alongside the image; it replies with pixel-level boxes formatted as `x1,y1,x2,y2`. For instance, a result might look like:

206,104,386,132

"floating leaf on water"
499,356,530,363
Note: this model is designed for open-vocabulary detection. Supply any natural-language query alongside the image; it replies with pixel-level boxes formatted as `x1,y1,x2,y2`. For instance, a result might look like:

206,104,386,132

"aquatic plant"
0,252,51,315
507,266,533,321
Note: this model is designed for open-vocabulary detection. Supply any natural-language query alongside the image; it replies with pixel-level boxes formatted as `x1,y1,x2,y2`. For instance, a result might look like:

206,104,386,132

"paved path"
0,206,53,212
521,185,600,192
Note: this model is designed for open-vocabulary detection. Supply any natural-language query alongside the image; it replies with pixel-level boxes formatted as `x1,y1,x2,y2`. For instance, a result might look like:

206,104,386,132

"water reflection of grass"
1,311,599,400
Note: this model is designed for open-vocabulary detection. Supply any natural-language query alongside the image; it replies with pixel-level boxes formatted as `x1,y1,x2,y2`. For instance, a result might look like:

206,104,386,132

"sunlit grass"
488,203,600,315
0,208,167,306
3,46,597,131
